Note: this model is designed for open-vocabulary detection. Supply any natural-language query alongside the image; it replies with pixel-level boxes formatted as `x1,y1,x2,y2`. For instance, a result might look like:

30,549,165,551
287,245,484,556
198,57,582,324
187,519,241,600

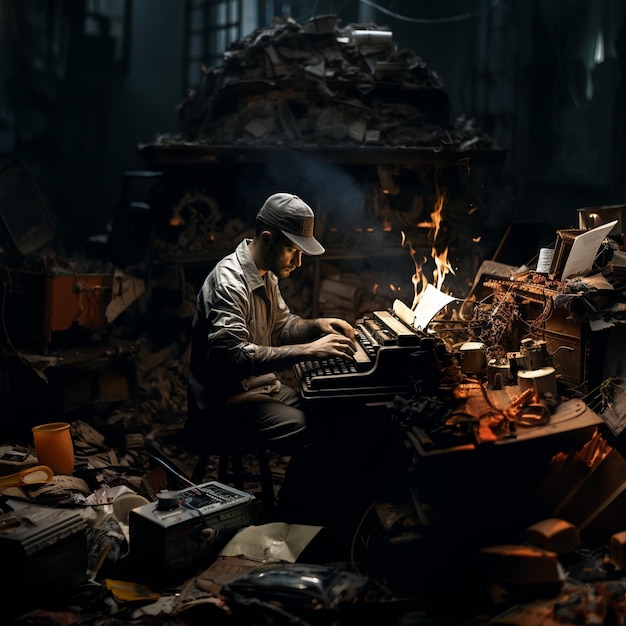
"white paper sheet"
561,220,617,279
411,284,459,330
536,248,555,274
218,522,322,563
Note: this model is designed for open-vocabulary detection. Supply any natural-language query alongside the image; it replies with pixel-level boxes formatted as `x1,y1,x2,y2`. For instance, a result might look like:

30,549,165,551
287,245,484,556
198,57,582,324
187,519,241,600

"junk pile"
164,14,497,151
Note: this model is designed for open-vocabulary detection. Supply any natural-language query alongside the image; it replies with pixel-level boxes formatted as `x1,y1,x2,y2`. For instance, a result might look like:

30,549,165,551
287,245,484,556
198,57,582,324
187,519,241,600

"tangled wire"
468,288,519,350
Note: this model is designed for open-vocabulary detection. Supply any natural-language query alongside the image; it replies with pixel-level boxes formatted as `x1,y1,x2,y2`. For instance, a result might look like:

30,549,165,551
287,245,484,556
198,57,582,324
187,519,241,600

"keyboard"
294,308,439,402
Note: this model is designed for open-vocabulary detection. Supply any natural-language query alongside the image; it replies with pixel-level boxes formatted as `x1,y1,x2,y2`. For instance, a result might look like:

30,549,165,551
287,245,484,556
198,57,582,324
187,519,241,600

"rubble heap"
168,14,497,151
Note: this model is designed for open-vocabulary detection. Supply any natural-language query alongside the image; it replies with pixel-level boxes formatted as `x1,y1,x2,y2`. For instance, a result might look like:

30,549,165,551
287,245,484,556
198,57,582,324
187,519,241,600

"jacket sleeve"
201,275,257,380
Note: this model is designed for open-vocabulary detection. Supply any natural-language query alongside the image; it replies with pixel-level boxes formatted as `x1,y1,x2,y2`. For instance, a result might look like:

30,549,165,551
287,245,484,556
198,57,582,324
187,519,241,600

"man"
187,192,356,519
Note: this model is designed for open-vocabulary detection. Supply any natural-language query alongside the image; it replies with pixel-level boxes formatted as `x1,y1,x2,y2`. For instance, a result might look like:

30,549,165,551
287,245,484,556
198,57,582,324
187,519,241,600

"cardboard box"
580,484,626,540
538,447,626,542
555,449,626,523
5,269,112,348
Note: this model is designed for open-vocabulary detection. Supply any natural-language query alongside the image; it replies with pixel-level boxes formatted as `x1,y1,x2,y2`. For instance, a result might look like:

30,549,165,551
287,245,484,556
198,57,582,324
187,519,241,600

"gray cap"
257,193,325,256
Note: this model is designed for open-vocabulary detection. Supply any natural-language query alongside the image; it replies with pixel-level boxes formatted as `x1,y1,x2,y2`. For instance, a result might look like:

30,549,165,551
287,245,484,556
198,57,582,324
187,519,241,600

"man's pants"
208,385,400,528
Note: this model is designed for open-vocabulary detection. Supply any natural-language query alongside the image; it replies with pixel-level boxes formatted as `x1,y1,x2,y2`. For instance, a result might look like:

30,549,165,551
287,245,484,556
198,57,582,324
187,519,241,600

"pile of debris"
163,14,497,151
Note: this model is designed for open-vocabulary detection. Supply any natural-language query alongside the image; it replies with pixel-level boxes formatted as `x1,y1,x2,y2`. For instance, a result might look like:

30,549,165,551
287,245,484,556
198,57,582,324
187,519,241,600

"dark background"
1,0,625,258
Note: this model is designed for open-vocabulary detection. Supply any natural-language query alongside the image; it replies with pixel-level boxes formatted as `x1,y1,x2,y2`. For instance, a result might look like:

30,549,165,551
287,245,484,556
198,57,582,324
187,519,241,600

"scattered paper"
218,522,322,563
561,220,617,279
106,271,145,323
105,579,159,603
589,318,616,331
470,260,520,293
601,387,626,437
536,248,555,274
569,273,615,290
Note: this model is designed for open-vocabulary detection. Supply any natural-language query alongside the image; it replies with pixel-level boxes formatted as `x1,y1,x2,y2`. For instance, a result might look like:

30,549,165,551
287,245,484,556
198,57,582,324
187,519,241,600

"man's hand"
316,317,356,342
303,318,357,360
305,332,357,360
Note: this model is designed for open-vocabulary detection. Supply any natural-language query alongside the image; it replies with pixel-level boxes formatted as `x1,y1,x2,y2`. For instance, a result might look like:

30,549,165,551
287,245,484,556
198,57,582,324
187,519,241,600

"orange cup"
32,422,75,475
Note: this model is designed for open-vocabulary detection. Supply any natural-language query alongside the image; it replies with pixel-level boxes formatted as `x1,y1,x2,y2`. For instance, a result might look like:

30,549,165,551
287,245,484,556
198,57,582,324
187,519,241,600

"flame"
401,231,428,309
431,187,446,240
428,179,455,292
432,246,454,291
401,177,456,307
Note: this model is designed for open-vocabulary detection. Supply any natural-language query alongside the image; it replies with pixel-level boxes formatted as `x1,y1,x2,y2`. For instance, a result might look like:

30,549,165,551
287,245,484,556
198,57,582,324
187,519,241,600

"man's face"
265,235,303,279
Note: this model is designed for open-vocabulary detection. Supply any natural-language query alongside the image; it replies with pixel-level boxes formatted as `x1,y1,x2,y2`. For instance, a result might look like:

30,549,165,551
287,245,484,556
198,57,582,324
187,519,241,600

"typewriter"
294,301,439,402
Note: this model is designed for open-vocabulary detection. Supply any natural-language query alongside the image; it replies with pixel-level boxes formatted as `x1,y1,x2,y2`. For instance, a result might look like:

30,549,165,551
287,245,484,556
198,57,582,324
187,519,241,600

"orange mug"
32,422,75,475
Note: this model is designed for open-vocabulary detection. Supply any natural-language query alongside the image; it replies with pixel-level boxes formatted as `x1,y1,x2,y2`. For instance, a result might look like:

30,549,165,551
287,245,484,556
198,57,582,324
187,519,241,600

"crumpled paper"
106,270,145,323
26,475,92,502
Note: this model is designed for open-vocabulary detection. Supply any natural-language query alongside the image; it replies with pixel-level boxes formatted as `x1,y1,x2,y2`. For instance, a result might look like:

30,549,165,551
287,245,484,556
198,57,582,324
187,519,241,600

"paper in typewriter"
393,284,458,331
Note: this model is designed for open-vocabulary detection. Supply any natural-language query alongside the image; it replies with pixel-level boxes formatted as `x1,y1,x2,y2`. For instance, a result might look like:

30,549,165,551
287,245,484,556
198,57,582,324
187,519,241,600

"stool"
192,447,276,518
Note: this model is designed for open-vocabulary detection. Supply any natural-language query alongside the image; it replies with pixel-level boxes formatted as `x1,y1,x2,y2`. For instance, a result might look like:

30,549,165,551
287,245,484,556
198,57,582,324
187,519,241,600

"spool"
517,367,558,398
352,30,393,47
487,359,514,389
459,342,486,375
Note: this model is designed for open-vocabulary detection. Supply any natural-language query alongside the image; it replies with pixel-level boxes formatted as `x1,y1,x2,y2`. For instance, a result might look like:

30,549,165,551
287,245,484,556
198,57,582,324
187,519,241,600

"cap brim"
282,231,325,256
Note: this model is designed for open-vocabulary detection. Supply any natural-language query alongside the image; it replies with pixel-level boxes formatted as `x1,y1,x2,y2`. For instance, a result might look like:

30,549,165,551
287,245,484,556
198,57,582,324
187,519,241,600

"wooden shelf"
139,143,507,169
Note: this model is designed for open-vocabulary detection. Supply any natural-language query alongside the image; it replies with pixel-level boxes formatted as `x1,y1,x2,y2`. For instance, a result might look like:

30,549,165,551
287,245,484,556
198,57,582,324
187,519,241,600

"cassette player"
129,480,258,579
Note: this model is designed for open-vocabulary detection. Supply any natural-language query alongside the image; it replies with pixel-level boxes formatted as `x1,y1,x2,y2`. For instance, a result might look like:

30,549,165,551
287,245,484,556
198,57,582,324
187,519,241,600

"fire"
401,231,428,309
431,186,446,241
401,179,456,307
432,246,453,291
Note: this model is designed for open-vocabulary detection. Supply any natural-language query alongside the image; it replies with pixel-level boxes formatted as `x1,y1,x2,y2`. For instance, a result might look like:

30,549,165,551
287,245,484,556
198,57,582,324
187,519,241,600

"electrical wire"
358,0,504,24
349,498,377,573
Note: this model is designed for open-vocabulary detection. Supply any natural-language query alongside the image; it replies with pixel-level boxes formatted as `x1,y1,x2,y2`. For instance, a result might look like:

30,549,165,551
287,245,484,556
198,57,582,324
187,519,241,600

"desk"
402,395,605,549
411,396,604,458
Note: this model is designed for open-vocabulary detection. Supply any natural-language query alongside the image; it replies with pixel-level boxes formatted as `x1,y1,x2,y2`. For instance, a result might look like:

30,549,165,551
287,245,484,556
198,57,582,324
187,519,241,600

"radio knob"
200,527,217,542
156,492,179,511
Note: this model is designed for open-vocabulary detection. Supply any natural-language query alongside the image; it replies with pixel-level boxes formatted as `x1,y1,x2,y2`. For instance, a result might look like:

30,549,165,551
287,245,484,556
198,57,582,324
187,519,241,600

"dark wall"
0,0,184,253
520,0,626,228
